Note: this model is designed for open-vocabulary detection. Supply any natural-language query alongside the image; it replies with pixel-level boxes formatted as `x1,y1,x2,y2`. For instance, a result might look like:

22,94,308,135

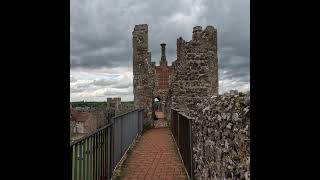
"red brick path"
155,111,165,119
120,128,187,180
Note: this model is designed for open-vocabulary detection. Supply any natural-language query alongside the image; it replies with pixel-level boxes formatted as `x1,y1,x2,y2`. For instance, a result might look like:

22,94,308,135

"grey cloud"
92,78,132,89
92,79,115,86
110,82,132,89
103,87,133,96
70,0,249,101
70,75,77,83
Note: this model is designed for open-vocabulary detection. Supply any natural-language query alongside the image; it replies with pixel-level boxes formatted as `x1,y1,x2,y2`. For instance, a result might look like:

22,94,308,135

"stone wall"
70,103,114,140
132,25,218,125
132,24,154,125
190,91,250,179
130,24,250,179
153,43,173,113
117,102,135,115
107,97,121,111
90,105,111,129
168,25,218,118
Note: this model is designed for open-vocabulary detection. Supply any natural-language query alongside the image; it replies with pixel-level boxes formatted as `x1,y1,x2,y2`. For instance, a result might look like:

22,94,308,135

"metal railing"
70,109,144,180
171,109,194,179
112,109,144,170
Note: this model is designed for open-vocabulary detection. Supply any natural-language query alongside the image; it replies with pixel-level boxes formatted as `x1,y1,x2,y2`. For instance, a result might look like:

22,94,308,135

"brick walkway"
155,111,165,119
119,128,188,180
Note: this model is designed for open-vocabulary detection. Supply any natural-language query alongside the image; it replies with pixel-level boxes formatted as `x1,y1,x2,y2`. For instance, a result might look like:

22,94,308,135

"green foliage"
71,101,106,108
71,101,134,108
122,101,134,105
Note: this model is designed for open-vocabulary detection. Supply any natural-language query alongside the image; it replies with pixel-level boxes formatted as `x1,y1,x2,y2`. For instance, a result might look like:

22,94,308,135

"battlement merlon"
132,24,149,58
192,25,217,42
177,36,185,42
133,24,148,32
192,26,203,41
204,25,216,32
193,26,203,32
132,24,148,42
192,25,216,34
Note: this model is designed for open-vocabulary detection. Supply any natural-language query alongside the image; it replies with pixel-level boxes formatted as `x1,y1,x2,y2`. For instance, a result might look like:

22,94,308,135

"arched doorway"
153,96,165,121
154,97,161,111
152,96,167,128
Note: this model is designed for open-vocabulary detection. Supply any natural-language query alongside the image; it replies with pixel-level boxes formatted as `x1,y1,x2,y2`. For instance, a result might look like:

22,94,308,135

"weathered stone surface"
153,43,173,113
132,25,250,180
133,25,174,125
132,25,218,124
167,25,218,117
132,24,154,125
190,91,250,180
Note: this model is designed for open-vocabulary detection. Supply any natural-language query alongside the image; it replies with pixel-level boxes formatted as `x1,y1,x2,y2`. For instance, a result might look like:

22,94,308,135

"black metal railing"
71,123,112,180
111,108,144,170
171,109,194,179
70,109,144,180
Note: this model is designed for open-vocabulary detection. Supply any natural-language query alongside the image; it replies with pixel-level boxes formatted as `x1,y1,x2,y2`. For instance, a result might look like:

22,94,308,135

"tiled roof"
76,112,91,122
70,107,91,122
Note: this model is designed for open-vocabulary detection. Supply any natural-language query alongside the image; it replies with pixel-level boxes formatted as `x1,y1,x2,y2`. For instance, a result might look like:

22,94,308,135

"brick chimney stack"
160,43,167,66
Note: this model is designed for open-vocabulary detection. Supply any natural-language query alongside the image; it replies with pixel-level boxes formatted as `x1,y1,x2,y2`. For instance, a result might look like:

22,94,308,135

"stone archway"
152,96,167,128
153,97,161,111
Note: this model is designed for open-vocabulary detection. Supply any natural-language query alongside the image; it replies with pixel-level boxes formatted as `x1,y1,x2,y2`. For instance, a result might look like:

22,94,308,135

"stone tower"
132,24,218,123
170,25,218,113
132,24,154,124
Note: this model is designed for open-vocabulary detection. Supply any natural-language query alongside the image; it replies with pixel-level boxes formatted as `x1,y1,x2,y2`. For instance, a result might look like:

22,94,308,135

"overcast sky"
70,0,250,102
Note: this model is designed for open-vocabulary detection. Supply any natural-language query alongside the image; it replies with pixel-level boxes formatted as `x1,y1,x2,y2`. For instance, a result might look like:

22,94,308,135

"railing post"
189,119,193,179
71,109,145,180
177,113,180,147
75,145,78,180
70,145,73,180
121,116,124,157
108,126,112,180
139,110,141,133
141,109,144,132
171,109,173,133
136,110,139,135
110,118,114,173
79,142,83,180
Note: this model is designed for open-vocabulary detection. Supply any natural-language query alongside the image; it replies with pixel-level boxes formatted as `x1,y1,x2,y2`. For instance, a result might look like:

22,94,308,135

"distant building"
70,98,134,140
70,105,95,137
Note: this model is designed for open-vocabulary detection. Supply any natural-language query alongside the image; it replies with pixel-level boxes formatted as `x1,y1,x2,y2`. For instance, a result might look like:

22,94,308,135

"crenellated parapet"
169,25,218,113
132,24,218,125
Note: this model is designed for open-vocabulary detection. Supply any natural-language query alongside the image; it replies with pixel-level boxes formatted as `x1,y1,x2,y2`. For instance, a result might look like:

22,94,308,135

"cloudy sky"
70,0,250,102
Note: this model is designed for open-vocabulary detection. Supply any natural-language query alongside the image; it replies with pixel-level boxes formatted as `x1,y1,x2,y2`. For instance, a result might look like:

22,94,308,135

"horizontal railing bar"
171,108,194,120
71,123,113,146
171,108,180,112
71,108,144,180
178,113,194,120
171,108,193,179
112,108,143,120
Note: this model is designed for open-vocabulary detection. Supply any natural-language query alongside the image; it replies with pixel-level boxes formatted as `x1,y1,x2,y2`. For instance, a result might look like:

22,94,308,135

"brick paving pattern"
154,111,165,119
120,128,187,180
154,111,167,128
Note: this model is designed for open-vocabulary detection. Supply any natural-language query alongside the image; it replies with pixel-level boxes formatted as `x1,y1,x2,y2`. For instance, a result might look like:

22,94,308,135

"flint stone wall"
168,25,218,119
190,91,250,180
132,24,154,124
